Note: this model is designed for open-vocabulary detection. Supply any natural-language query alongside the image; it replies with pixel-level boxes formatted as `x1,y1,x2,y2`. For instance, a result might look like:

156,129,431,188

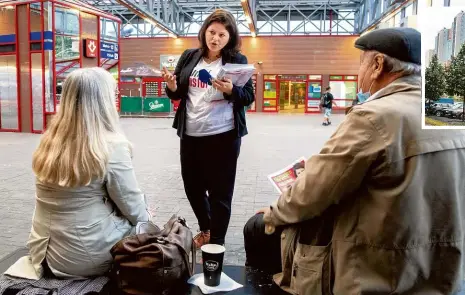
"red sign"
85,39,97,58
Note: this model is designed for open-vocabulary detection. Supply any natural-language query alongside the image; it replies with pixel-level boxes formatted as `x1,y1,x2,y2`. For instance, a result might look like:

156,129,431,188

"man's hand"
257,207,277,235
212,77,233,95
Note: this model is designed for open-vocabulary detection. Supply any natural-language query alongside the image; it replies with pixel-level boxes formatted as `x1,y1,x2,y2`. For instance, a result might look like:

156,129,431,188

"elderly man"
243,28,465,294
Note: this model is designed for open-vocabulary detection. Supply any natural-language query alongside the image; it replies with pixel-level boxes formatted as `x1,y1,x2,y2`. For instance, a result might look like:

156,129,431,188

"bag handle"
155,216,197,276
170,216,196,274
162,216,196,275
158,237,193,277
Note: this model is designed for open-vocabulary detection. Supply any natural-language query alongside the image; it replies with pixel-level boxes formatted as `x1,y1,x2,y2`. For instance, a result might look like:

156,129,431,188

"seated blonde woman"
27,67,151,279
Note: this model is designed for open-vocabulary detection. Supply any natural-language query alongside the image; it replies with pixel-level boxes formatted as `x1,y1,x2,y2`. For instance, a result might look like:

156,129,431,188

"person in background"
244,28,465,294
28,67,151,278
321,86,335,126
162,9,255,248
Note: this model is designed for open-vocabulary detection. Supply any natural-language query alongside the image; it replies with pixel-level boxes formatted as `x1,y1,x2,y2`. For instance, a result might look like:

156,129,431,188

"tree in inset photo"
425,54,446,103
444,43,465,121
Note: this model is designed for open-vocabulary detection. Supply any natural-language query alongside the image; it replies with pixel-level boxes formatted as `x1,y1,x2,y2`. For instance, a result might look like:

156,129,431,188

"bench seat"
0,247,287,295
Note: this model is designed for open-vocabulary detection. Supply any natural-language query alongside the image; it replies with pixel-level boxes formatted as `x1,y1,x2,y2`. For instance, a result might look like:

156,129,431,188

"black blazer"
165,48,255,139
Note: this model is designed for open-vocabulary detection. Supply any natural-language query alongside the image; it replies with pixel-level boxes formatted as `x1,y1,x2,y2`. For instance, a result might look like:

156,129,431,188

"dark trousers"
180,130,241,245
243,213,282,274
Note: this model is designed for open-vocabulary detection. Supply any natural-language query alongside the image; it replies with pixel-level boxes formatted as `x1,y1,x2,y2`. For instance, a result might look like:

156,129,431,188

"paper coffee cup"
201,244,225,287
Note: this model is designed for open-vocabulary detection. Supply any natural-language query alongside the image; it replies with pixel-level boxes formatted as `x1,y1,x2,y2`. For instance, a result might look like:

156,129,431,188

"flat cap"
355,27,421,65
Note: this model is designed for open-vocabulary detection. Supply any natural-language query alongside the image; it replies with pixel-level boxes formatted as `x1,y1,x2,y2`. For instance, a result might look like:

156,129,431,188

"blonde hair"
33,67,127,187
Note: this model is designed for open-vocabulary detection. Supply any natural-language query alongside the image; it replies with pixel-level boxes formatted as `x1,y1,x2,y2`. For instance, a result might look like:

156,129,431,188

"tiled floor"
0,113,344,265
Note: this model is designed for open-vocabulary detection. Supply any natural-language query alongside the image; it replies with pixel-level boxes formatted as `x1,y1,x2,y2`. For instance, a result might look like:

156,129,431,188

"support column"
18,4,32,133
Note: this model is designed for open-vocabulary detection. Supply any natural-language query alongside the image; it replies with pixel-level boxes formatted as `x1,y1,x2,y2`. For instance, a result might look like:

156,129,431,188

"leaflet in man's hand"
267,157,307,194
216,63,255,87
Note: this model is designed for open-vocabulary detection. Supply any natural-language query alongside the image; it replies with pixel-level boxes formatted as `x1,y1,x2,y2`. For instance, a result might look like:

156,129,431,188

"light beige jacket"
27,139,150,279
264,75,465,295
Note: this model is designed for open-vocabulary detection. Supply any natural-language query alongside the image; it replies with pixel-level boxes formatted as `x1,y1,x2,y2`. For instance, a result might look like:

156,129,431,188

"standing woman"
162,9,254,248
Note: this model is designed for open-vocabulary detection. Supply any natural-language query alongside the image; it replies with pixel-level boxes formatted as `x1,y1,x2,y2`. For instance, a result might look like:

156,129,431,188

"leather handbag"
110,215,196,295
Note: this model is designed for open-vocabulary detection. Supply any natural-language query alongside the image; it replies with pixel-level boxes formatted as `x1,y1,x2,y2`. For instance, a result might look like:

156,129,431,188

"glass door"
278,81,306,113
247,74,257,112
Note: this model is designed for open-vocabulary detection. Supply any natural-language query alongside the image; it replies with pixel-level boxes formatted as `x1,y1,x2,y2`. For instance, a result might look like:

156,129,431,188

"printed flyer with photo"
268,157,306,194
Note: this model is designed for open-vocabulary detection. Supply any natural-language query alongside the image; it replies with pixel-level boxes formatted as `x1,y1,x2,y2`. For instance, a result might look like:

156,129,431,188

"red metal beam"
41,0,46,131
28,2,33,132
15,6,21,131
55,60,79,76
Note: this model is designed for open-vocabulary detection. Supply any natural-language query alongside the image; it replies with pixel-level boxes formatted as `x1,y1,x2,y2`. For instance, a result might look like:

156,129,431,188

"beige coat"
264,75,465,294
27,139,151,279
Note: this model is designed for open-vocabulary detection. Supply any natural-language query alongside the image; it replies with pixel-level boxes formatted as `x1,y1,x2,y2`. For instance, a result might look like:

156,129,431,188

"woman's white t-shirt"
185,57,234,137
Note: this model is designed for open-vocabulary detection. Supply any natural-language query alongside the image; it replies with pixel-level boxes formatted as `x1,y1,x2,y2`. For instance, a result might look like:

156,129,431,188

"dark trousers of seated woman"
180,129,241,245
243,213,283,274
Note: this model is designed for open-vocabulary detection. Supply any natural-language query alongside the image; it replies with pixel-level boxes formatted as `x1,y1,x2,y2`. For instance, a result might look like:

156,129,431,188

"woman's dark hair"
198,9,241,60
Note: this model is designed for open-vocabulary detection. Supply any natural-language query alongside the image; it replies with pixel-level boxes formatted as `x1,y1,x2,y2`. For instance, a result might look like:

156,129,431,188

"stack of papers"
217,63,255,87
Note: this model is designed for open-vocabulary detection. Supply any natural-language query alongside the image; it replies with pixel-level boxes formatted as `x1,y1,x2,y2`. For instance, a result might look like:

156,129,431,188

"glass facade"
100,17,119,83
54,7,79,61
0,7,19,130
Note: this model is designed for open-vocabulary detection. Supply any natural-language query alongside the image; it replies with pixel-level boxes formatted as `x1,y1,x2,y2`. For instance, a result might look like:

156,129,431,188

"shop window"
405,4,413,17
0,55,19,130
54,61,80,105
308,82,322,99
30,2,41,10
264,81,277,98
394,12,401,27
55,8,79,35
31,52,45,132
30,42,42,51
54,7,80,61
329,80,357,107
0,44,15,53
67,13,79,35
30,3,42,34
55,35,79,60
55,10,64,33
248,75,257,111
263,99,277,108
101,18,118,41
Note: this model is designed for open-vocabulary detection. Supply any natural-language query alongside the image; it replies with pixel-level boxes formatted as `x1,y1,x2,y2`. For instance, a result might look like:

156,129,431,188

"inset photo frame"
421,0,465,128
